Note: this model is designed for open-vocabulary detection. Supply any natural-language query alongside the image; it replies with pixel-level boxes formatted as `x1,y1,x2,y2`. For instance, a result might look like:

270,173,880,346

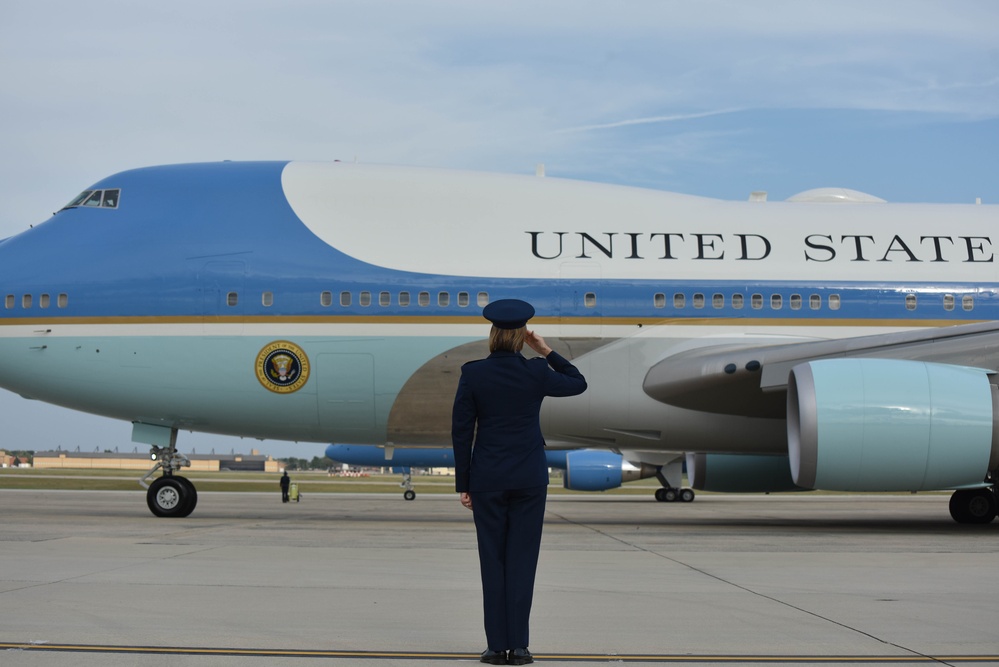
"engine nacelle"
562,450,625,491
559,450,659,491
686,453,803,492
787,359,999,492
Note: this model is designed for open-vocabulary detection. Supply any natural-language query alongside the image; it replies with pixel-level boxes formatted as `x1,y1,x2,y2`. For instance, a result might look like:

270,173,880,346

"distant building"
0,450,25,468
32,448,282,472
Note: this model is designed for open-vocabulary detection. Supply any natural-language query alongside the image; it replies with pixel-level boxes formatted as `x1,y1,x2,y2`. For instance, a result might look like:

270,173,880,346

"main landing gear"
139,434,197,518
654,486,695,503
400,469,416,501
948,483,997,524
654,464,695,503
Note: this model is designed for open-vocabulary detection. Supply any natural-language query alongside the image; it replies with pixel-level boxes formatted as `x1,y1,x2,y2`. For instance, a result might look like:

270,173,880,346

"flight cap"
483,299,535,329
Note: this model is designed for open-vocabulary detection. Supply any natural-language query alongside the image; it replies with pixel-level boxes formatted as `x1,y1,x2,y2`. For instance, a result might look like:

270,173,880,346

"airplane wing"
643,320,999,418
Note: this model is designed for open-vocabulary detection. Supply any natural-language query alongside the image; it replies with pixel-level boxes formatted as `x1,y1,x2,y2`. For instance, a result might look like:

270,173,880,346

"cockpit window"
101,189,120,207
62,188,120,211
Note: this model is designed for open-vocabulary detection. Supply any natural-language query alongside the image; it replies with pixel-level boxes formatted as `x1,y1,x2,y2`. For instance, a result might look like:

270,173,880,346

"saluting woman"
452,299,587,665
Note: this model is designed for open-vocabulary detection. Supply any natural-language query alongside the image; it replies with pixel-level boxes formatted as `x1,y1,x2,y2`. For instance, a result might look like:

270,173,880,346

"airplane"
323,444,660,500
0,160,997,523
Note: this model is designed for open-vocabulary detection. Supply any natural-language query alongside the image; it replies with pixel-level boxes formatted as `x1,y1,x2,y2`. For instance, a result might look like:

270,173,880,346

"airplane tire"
175,476,198,517
147,477,190,518
948,489,997,524
403,490,416,501
679,488,695,503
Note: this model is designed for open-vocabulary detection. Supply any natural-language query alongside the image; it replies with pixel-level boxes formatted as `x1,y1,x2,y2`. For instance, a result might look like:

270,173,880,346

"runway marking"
1,642,998,663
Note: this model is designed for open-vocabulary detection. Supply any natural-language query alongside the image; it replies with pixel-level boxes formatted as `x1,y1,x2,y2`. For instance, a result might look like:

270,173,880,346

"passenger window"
359,291,371,307
829,295,841,310
673,293,685,308
731,294,744,309
22,294,32,308
320,291,333,307
379,291,390,307
39,294,50,309
712,293,724,309
905,294,916,311
418,291,430,306
751,294,763,309
438,292,450,307
790,294,802,310
457,291,469,307
654,293,665,308
262,291,273,307
101,189,120,208
963,295,974,311
809,294,821,310
477,292,489,307
5,295,14,309
771,294,782,310
693,293,704,309
584,292,596,308
943,294,955,311
57,293,68,308
399,291,411,307
226,292,238,307
340,291,352,307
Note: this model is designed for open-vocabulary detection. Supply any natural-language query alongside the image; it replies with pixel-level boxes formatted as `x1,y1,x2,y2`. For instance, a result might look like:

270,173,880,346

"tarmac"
0,489,997,666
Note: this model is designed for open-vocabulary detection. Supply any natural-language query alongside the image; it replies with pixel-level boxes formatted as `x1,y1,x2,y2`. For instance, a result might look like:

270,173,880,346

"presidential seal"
256,341,310,394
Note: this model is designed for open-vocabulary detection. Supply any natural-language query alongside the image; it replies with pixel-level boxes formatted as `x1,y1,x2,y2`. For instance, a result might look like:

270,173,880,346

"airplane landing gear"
654,486,695,503
400,470,416,500
654,465,694,503
948,487,997,524
139,430,196,518
146,475,197,517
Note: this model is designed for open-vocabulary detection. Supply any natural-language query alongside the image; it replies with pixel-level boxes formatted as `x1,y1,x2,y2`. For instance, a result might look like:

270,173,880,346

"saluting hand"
525,330,552,357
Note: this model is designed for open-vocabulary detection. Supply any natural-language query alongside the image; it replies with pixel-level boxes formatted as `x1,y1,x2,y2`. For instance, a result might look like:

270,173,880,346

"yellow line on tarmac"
2,642,998,663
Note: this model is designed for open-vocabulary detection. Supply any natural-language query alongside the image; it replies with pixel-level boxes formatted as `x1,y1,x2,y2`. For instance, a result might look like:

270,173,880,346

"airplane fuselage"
0,161,996,460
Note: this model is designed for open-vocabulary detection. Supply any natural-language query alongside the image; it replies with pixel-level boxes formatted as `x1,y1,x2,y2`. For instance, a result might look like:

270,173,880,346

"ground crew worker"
280,470,290,503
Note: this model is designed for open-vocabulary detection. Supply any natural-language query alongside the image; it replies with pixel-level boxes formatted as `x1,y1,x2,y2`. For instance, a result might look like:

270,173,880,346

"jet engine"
787,359,999,491
685,453,803,493
560,450,659,491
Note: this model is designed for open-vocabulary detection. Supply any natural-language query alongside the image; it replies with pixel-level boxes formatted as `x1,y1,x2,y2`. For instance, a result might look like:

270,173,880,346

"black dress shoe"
480,648,507,665
508,647,533,665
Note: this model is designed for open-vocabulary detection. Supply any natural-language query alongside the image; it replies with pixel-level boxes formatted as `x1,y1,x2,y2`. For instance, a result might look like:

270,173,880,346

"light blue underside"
0,334,478,444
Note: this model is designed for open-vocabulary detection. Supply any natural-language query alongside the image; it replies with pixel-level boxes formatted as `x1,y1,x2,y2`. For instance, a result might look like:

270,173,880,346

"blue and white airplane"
1,160,997,522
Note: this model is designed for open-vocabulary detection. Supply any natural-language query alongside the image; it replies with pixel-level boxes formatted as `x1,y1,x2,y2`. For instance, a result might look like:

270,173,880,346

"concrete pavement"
0,489,997,666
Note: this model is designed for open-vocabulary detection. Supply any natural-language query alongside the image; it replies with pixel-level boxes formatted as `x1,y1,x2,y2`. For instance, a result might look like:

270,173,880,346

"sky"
1,0,997,460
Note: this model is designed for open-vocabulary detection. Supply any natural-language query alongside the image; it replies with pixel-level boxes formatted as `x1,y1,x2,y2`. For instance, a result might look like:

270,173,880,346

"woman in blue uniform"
452,299,587,665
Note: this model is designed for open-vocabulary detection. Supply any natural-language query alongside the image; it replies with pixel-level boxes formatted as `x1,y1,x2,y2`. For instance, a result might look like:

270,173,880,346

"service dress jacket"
452,349,587,493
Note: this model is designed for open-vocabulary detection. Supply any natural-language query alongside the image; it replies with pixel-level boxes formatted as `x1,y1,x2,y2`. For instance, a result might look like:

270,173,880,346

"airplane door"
558,262,602,337
201,260,245,333
317,353,376,438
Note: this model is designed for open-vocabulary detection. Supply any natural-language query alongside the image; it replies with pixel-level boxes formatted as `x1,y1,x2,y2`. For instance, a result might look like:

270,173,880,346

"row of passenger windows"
235,290,978,313
653,292,975,312
1,291,978,313
4,293,69,309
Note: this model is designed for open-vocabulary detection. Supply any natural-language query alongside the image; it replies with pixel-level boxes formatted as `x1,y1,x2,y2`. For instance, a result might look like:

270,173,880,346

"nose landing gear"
139,432,197,518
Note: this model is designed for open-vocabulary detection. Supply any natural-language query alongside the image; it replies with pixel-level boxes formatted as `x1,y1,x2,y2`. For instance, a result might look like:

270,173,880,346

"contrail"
557,108,745,133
